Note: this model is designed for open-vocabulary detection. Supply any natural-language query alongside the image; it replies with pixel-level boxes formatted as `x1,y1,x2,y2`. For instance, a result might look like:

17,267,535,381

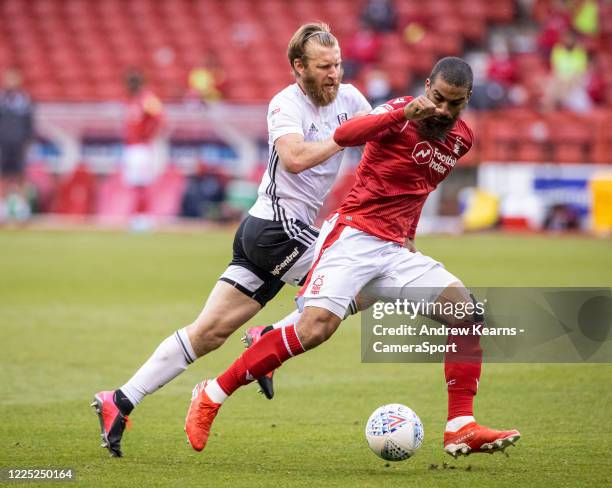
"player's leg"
185,303,343,452
431,282,520,457
92,217,280,456
0,143,30,221
377,254,520,457
92,280,262,457
117,280,262,409
243,214,362,398
243,295,360,399
185,224,382,452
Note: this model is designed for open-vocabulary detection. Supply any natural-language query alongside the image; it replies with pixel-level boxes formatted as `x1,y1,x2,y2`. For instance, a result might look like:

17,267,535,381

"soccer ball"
365,403,424,461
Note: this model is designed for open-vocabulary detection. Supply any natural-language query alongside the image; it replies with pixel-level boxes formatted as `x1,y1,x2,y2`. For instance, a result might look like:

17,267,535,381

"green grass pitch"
1,229,611,487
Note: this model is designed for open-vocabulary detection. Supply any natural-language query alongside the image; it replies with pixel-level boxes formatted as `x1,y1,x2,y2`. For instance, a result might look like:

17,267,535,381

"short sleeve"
346,84,372,114
267,95,304,143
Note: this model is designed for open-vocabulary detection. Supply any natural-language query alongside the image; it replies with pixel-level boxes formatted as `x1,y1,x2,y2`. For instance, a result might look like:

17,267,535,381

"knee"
435,282,484,327
186,318,233,356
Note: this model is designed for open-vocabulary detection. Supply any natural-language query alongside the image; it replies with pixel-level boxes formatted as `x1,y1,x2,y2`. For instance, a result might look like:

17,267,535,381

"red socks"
217,325,304,396
444,328,483,420
215,322,482,422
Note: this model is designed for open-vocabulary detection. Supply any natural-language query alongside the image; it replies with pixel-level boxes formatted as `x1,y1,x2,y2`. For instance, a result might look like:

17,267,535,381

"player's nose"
437,102,451,118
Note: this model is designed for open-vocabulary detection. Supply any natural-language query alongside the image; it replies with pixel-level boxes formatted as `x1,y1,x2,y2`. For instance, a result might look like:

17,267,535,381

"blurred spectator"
180,162,227,220
573,0,599,37
544,29,592,112
0,68,34,222
543,203,580,231
187,54,226,104
342,24,382,80
468,45,514,111
232,21,258,49
123,69,164,230
486,38,519,88
586,53,606,105
537,0,573,57
361,0,397,33
364,68,392,106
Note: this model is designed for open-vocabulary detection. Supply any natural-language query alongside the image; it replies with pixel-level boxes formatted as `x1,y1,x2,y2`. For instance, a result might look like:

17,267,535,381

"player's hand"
403,238,417,252
403,96,444,120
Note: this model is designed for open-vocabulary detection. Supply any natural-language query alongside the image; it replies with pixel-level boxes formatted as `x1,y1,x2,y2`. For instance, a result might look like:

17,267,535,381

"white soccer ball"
365,403,424,461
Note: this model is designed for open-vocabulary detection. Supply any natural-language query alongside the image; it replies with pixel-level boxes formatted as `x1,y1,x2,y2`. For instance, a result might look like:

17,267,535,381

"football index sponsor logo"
412,141,433,165
412,142,457,174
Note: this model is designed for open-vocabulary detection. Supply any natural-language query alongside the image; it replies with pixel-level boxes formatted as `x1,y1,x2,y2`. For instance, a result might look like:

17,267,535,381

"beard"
301,68,342,107
415,115,457,141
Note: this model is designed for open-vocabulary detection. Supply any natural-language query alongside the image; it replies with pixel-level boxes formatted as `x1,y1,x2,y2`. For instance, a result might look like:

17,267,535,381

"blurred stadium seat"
1,0,610,228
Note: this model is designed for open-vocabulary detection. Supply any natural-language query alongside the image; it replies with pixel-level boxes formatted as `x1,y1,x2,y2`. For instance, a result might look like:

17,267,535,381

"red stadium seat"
51,164,97,215
147,165,186,217
1,0,554,104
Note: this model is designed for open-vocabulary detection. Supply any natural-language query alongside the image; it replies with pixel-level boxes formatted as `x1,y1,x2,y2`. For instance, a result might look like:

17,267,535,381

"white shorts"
301,214,460,319
123,144,154,186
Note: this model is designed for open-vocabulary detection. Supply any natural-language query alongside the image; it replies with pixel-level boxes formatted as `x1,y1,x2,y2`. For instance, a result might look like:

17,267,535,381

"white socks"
270,309,302,329
204,378,228,404
120,328,197,407
445,416,475,432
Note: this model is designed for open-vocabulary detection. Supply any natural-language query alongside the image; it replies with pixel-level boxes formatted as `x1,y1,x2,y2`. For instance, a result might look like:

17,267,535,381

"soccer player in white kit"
92,23,371,457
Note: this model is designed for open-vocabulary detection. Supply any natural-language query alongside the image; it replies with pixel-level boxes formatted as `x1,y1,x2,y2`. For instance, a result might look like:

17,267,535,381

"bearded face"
296,43,343,107
301,63,343,107
415,114,457,140
416,76,471,140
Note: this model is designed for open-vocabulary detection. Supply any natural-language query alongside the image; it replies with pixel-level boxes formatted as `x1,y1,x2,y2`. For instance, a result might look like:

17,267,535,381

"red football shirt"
333,96,473,243
125,90,164,145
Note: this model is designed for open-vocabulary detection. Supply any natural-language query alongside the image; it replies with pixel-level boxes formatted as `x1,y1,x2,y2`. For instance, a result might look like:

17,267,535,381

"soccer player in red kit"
123,70,163,226
185,57,521,458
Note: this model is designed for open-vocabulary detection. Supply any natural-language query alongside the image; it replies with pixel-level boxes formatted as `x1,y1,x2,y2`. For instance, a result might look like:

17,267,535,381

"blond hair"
287,22,338,75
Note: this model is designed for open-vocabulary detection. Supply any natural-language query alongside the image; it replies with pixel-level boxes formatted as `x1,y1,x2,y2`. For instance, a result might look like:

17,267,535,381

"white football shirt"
249,83,371,229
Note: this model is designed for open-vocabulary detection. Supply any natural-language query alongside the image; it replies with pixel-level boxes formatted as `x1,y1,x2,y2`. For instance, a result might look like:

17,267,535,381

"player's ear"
463,89,472,106
293,58,305,77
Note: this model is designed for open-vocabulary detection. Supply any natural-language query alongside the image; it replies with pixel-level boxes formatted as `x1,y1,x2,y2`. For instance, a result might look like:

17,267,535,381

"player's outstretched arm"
334,96,446,148
333,108,405,147
275,134,342,174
